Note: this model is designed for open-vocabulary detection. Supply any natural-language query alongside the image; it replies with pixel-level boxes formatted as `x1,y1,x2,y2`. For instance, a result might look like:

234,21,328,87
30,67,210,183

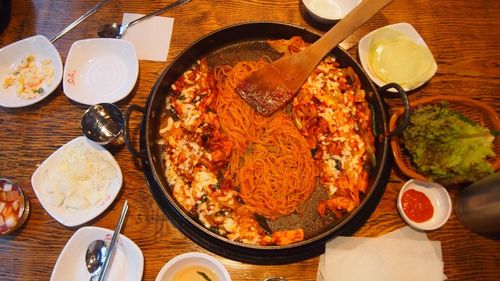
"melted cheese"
368,28,435,89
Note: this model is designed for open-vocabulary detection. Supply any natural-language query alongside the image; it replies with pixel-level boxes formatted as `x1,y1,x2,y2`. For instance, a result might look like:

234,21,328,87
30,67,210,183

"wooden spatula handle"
308,0,393,62
236,0,393,116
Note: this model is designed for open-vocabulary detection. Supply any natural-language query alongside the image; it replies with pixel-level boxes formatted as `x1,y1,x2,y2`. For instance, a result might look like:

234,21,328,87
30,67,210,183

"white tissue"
121,13,174,62
317,227,446,281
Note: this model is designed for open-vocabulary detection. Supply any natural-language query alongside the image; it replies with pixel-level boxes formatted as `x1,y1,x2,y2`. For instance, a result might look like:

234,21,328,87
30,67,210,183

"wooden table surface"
1,0,499,280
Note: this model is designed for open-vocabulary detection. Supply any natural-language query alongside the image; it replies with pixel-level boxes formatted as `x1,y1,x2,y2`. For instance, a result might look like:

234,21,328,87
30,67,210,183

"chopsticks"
49,0,112,42
98,200,129,281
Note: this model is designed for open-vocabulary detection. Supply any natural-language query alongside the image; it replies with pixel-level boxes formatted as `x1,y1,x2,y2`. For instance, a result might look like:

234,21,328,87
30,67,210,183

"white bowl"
358,22,437,92
155,252,231,281
63,38,138,105
303,0,361,24
397,179,452,231
51,226,143,281
31,136,123,227
0,178,30,235
0,35,63,108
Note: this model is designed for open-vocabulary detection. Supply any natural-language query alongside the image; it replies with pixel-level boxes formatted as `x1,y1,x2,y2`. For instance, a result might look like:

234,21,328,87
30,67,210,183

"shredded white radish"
44,141,117,210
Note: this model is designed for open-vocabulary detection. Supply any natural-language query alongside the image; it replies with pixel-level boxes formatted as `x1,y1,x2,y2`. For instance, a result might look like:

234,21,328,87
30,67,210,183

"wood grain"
1,0,499,280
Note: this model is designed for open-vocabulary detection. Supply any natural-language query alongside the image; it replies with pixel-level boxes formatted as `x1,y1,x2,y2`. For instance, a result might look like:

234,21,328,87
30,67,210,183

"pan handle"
379,83,410,139
124,104,146,159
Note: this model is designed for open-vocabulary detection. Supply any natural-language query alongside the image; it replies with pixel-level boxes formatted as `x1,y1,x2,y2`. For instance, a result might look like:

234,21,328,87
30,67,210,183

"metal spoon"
97,201,129,281
97,0,191,38
85,240,107,281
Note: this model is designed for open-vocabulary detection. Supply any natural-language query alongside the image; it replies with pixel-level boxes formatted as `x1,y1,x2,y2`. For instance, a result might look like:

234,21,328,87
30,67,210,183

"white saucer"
51,226,143,281
63,38,138,105
358,22,437,92
31,136,123,227
397,179,452,231
0,35,63,108
302,0,362,24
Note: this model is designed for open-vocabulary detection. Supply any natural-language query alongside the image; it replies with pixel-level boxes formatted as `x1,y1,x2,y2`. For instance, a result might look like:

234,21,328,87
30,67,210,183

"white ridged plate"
63,38,138,105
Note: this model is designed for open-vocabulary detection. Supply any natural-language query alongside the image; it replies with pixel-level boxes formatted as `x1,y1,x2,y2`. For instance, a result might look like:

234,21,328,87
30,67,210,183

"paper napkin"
317,227,446,281
121,13,174,62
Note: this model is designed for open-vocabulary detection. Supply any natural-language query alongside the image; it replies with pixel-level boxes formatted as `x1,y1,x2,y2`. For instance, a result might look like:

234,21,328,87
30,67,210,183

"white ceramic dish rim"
31,136,123,227
50,226,143,281
155,252,231,281
302,0,362,22
0,35,63,108
63,38,138,105
358,22,437,92
397,179,452,231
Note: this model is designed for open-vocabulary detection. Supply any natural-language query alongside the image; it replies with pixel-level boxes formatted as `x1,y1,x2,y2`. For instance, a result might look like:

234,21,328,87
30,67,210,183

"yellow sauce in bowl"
368,28,436,89
171,265,219,281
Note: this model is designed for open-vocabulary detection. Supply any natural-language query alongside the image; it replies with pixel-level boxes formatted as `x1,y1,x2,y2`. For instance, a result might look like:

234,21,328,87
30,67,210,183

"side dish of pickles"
0,178,29,235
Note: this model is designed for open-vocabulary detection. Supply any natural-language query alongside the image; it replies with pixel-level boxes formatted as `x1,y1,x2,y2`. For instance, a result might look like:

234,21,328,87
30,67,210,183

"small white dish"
0,35,63,108
303,0,361,24
358,22,437,92
156,252,231,281
50,226,143,281
31,136,123,227
397,179,452,231
63,38,138,105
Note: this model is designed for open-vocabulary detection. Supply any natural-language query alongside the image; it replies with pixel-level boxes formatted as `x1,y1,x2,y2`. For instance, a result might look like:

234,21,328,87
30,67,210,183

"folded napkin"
317,227,446,281
121,13,174,62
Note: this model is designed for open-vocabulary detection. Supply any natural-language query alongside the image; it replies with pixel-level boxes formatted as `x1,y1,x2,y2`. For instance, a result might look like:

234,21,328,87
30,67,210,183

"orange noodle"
214,60,318,219
214,61,268,176
160,37,375,245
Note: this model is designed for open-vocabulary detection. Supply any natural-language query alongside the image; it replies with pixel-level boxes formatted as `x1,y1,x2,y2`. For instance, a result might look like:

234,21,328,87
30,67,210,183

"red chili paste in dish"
401,189,434,223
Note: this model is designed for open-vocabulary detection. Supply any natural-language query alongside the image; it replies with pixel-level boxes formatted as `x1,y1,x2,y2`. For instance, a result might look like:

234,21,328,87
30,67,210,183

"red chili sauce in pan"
401,189,434,223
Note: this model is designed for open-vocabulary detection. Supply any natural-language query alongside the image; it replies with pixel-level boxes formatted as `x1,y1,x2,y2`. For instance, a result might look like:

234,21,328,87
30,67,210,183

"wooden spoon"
236,0,393,116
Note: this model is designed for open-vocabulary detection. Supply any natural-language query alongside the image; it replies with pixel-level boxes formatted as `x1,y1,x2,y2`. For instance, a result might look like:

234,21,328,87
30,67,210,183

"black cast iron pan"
124,22,410,263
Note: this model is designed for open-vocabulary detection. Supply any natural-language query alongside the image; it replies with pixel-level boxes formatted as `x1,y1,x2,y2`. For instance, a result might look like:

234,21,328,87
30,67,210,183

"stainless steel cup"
455,172,500,234
81,103,125,147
